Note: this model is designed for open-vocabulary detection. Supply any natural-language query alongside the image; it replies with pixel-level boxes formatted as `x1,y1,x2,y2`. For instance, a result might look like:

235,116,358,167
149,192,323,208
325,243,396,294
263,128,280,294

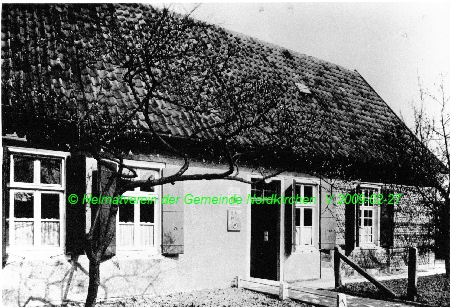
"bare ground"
66,288,313,307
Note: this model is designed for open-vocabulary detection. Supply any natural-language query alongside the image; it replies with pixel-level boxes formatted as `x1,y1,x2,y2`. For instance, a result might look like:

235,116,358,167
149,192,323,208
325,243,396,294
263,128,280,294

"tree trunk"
444,200,450,277
85,258,101,307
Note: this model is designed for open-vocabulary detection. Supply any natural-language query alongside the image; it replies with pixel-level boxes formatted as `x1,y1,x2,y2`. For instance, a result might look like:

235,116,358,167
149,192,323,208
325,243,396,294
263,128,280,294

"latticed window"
117,165,160,251
359,187,379,245
294,183,316,246
6,147,67,249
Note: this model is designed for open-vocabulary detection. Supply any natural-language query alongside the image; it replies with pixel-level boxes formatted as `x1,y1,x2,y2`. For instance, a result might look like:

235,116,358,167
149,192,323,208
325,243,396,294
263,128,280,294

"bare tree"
410,74,450,277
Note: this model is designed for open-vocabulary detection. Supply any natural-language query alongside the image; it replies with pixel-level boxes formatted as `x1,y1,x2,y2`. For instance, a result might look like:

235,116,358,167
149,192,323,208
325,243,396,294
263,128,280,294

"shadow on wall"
2,254,179,307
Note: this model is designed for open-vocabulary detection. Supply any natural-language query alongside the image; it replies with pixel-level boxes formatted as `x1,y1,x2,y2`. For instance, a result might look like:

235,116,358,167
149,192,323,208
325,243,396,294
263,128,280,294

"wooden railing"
334,245,397,298
334,245,419,301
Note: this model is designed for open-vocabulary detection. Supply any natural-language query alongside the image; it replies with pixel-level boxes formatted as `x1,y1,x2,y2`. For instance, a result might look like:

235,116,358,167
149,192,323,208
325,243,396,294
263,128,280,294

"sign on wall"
227,208,241,232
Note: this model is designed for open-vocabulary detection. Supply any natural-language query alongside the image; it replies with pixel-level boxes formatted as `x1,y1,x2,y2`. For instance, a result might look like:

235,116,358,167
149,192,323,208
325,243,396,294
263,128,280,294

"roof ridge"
215,26,357,76
138,3,358,76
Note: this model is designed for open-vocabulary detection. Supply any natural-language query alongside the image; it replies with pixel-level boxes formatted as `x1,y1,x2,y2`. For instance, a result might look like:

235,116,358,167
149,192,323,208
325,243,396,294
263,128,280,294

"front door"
250,179,280,280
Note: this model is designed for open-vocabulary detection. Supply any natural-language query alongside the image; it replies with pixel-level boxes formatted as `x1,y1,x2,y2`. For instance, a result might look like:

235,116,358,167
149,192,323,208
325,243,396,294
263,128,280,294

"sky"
153,2,450,129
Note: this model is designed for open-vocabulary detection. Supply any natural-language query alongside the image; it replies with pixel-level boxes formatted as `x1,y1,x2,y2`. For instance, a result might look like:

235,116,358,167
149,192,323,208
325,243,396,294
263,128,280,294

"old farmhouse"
1,3,439,306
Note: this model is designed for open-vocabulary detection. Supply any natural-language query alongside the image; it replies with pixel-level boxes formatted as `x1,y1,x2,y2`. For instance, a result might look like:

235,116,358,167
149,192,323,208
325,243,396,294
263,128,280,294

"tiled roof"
1,4,430,182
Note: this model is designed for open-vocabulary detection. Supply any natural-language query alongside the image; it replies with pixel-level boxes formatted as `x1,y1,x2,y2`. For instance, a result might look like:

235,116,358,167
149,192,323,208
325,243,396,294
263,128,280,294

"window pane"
368,193,375,206
251,178,264,197
363,190,369,204
15,221,34,245
119,199,134,223
304,186,313,199
41,220,60,246
140,199,154,223
139,170,156,192
251,179,280,199
40,158,61,184
363,188,377,206
304,208,313,226
366,218,373,226
265,180,280,197
14,192,34,218
14,156,34,183
41,193,60,219
295,208,301,226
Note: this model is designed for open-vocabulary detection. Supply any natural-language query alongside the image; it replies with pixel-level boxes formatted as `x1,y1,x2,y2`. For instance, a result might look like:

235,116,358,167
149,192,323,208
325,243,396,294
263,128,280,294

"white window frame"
358,185,381,247
6,147,68,253
116,160,164,255
293,179,318,248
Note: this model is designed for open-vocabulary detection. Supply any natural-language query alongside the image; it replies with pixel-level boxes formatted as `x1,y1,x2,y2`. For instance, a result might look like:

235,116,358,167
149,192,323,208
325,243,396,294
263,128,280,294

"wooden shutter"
162,204,184,254
345,188,357,255
65,153,87,256
161,166,184,255
380,187,395,248
284,183,294,255
2,147,9,266
92,162,117,261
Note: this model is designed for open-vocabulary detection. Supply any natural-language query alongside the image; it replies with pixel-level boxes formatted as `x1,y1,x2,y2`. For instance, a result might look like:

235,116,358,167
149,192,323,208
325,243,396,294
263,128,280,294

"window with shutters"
294,182,317,247
117,161,162,253
6,147,68,251
359,187,381,246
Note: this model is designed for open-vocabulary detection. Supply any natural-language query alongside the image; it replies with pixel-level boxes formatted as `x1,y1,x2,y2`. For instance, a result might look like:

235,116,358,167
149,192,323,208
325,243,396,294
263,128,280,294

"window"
294,184,315,205
359,187,380,246
294,182,316,247
117,164,161,251
6,148,67,250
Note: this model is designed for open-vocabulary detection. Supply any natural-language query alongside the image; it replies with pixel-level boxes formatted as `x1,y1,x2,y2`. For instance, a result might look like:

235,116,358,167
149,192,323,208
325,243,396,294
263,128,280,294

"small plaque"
227,208,241,232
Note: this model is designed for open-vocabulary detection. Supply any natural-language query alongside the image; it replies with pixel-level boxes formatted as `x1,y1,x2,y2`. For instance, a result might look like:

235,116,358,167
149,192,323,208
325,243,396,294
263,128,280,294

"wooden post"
236,276,242,288
279,282,288,300
337,293,347,307
407,247,418,301
334,246,342,288
386,247,391,273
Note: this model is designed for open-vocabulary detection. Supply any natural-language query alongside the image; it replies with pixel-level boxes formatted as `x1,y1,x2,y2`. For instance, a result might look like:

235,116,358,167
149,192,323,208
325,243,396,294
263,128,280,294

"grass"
338,274,450,307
